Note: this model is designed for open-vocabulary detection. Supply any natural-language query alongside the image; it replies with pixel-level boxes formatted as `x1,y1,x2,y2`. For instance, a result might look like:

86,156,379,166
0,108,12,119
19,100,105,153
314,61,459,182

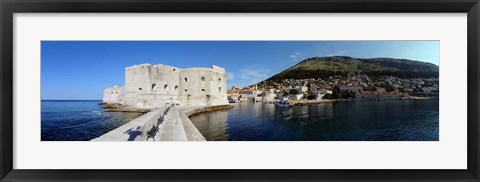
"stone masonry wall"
103,64,228,109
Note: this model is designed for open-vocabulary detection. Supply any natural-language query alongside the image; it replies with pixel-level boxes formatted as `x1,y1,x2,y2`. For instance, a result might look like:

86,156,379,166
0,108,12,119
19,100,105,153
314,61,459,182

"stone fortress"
103,64,228,109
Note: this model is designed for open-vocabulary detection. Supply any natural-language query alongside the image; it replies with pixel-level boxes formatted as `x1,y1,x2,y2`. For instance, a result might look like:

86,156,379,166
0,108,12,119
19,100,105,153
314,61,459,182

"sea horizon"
42,99,102,101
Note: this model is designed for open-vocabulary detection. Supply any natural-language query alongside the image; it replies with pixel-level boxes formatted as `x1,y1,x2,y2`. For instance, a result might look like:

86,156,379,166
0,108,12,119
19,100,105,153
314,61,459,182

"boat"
274,100,291,107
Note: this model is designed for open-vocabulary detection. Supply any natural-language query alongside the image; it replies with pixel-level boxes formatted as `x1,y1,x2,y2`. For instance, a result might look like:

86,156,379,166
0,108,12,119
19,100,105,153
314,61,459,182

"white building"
376,87,386,93
295,85,308,93
422,87,437,93
261,91,276,103
289,93,304,100
103,85,124,103
315,89,333,100
103,64,228,109
238,89,262,102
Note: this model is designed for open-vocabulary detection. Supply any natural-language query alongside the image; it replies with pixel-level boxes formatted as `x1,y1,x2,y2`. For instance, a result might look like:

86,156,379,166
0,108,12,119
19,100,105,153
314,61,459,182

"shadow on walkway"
124,126,143,141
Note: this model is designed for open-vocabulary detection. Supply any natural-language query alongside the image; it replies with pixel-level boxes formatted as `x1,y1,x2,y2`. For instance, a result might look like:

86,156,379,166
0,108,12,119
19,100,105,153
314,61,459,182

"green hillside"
266,56,439,81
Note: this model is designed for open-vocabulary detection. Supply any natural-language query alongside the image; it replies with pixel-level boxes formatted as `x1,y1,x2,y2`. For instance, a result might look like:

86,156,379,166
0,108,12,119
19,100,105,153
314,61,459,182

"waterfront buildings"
355,91,403,100
238,89,262,102
237,73,439,102
338,85,364,92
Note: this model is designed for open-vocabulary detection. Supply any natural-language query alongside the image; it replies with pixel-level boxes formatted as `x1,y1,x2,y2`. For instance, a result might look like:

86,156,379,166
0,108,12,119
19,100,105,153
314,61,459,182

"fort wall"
103,85,124,103
103,64,228,109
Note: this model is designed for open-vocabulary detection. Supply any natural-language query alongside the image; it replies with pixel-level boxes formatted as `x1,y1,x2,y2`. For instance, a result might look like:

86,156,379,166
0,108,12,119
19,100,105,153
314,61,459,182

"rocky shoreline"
98,102,151,113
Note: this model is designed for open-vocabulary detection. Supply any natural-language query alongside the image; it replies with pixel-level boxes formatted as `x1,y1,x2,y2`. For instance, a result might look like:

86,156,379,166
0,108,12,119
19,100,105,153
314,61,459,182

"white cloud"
327,50,349,56
227,66,272,88
289,51,304,62
227,72,235,80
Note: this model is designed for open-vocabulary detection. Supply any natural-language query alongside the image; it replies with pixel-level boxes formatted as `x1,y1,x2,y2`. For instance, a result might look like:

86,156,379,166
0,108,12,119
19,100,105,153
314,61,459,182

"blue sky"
41,41,439,100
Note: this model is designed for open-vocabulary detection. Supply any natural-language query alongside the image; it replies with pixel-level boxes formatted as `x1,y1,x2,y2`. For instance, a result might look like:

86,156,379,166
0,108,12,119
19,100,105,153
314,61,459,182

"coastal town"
226,74,439,105
95,62,439,141
42,40,440,142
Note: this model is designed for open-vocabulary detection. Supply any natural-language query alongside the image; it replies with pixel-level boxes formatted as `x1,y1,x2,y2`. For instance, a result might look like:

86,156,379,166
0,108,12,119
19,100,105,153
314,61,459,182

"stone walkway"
92,105,207,141
92,107,164,141
155,106,188,141
177,106,208,141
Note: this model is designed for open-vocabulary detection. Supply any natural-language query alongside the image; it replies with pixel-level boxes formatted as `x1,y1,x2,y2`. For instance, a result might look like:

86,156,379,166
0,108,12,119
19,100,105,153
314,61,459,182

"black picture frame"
1,0,479,181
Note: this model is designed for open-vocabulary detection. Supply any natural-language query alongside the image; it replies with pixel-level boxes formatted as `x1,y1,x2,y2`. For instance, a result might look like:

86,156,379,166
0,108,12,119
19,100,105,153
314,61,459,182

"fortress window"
164,84,168,90
151,84,156,90
201,77,205,81
175,85,178,90
184,89,188,92
115,92,118,94
138,88,143,91
218,78,221,82
173,69,176,71
201,89,205,92
184,78,188,82
111,92,114,94
218,87,221,92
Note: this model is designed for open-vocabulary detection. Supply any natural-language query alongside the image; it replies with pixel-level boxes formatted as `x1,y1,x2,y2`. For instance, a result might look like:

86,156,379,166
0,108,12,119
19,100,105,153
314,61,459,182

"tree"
289,89,299,95
365,86,376,91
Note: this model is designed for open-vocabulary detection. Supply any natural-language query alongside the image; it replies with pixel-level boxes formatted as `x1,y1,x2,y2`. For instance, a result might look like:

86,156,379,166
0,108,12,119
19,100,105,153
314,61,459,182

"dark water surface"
41,100,140,141
189,100,439,141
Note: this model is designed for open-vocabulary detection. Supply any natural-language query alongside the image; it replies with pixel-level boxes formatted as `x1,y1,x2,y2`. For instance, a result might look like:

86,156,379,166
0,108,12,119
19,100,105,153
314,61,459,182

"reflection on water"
189,111,229,141
189,100,439,141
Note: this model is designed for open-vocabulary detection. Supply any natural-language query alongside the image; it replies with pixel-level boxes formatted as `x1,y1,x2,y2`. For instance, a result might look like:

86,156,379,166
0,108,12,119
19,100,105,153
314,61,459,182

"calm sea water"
189,100,439,141
41,100,140,141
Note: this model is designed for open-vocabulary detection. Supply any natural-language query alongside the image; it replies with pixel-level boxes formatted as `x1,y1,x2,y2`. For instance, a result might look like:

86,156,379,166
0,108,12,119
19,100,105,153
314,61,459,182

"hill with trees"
265,56,439,81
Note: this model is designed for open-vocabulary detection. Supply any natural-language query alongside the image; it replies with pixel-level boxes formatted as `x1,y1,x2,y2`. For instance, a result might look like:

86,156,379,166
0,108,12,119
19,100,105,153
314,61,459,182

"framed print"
1,0,479,181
